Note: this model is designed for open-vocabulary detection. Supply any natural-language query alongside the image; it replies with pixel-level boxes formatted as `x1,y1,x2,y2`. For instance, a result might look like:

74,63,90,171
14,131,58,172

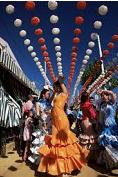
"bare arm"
102,90,116,104
59,76,68,95
50,92,56,103
35,103,41,116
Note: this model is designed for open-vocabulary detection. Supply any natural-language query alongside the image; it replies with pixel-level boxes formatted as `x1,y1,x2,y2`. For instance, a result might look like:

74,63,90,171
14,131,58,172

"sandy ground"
0,142,118,177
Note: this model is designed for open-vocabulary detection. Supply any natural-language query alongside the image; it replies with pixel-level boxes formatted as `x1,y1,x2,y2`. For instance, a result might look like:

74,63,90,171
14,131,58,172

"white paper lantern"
91,33,98,41
98,5,108,16
83,60,88,64
38,65,43,69
36,61,41,66
86,49,92,55
50,15,59,24
40,68,44,72
24,39,30,46
56,52,61,57
53,38,60,44
6,5,15,14
57,57,62,62
33,57,39,62
57,62,62,66
48,1,58,10
19,30,27,37
84,55,90,60
88,41,95,48
28,46,34,52
81,65,86,69
58,66,62,70
14,19,22,27
94,21,102,29
55,46,61,51
52,28,60,35
31,52,36,57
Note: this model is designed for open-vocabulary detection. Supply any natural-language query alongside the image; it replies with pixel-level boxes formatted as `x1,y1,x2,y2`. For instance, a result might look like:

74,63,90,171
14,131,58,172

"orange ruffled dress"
37,93,88,176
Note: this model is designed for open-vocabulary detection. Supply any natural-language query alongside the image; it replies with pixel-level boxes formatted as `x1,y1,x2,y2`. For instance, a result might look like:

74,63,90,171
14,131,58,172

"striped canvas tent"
0,37,40,95
0,86,21,127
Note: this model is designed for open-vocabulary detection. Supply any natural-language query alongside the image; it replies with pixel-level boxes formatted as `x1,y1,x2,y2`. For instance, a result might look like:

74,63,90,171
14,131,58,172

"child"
23,110,33,161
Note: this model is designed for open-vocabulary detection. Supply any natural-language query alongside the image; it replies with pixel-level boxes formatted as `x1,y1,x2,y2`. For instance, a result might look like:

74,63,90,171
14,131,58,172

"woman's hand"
58,76,64,84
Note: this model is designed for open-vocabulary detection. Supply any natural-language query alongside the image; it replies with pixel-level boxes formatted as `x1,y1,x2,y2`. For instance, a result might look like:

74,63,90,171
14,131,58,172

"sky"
0,1,118,100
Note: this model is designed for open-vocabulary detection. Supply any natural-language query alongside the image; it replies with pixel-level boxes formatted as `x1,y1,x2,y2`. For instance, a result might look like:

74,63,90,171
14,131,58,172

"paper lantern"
76,1,87,10
72,46,78,52
56,52,61,57
57,57,62,62
43,51,49,57
98,5,108,16
107,42,115,49
35,28,43,35
72,52,77,58
57,62,62,66
41,45,47,51
31,17,40,26
53,38,60,44
33,57,39,62
52,28,60,35
58,66,62,70
44,57,50,62
74,28,81,35
71,62,76,66
31,52,36,57
6,5,15,14
55,46,61,51
25,1,35,10
91,33,98,41
84,55,90,60
73,37,80,44
112,35,118,42
88,41,95,48
28,45,34,52
36,61,41,66
72,58,77,62
94,21,102,29
75,16,84,25
103,49,109,56
86,49,92,55
38,38,45,45
50,15,59,24
19,30,27,37
83,60,88,64
14,19,22,27
48,1,58,10
24,39,30,46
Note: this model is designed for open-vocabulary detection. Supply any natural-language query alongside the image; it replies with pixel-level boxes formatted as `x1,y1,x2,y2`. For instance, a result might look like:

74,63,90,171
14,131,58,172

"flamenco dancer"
37,77,88,176
97,90,118,170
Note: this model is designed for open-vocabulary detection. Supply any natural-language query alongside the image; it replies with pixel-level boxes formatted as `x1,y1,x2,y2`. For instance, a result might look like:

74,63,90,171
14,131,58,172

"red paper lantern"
71,58,77,62
44,57,50,62
71,66,75,70
107,42,115,49
103,49,109,56
31,17,40,26
71,62,76,66
72,46,78,52
112,35,118,42
43,51,49,57
72,52,77,58
25,1,35,10
41,45,47,52
76,1,87,10
73,37,80,44
35,28,43,35
38,38,45,45
74,28,81,35
75,16,84,25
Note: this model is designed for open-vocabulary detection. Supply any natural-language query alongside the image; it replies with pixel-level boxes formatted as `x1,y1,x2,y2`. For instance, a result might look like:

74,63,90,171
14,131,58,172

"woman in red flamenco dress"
37,77,88,176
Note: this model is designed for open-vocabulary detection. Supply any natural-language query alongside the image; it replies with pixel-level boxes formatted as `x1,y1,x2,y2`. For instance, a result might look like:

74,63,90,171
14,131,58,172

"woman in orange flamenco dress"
37,77,88,176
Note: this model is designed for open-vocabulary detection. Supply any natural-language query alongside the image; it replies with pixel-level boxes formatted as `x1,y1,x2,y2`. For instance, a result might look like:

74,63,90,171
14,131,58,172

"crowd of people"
15,76,118,176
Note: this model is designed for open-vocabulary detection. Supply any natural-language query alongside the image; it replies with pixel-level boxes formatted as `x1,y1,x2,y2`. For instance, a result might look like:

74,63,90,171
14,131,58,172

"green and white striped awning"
0,37,40,95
